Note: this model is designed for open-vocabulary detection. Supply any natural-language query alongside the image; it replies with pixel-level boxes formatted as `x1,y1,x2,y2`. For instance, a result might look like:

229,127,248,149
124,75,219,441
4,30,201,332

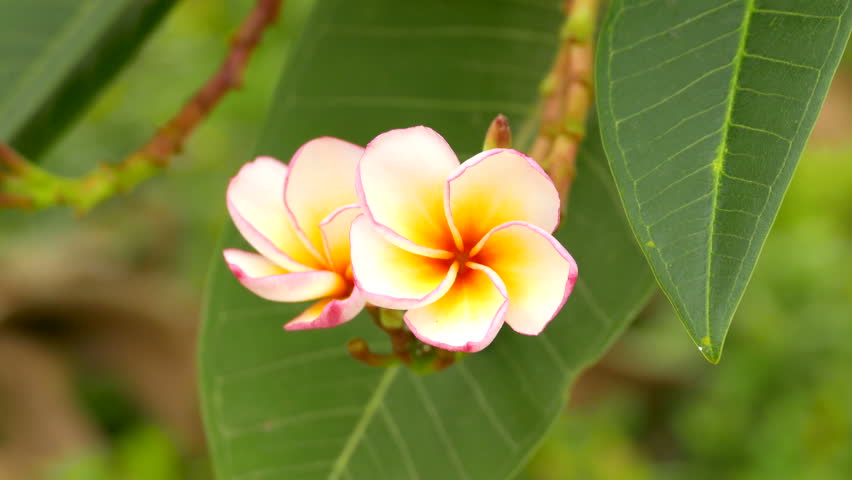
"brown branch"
0,143,29,173
0,0,283,213
350,306,461,373
140,0,283,166
0,193,32,209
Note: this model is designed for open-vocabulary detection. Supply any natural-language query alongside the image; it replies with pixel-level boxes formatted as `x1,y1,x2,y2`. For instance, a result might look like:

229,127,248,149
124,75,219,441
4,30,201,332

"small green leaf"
199,1,655,478
596,0,852,362
0,0,176,158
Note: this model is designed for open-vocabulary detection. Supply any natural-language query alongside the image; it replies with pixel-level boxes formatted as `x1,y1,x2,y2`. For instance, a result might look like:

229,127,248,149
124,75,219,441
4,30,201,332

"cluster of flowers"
224,126,577,352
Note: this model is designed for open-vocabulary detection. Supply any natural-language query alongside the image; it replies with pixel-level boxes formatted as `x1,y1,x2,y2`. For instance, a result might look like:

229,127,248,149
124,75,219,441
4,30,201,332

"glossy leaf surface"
200,1,656,479
596,0,852,362
0,0,176,158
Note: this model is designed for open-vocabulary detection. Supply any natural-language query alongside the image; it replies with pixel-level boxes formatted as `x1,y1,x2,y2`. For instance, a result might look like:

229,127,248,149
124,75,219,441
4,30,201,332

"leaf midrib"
700,0,756,361
327,365,400,479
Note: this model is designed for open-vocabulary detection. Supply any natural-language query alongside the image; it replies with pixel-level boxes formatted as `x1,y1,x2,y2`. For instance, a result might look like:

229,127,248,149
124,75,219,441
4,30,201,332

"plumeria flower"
351,126,578,352
224,138,366,330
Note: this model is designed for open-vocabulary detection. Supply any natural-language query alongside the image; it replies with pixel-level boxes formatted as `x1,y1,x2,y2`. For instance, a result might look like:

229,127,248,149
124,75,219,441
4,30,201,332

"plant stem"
531,0,599,209
351,306,461,373
0,0,283,214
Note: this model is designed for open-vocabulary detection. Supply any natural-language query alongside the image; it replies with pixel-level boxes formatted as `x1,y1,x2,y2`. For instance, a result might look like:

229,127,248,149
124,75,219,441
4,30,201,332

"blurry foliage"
2,1,312,476
48,426,200,480
1,0,314,286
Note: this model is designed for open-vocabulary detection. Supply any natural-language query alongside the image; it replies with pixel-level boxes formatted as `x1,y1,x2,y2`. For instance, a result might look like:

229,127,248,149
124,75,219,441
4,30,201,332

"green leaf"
596,0,852,362
0,0,176,158
200,1,655,478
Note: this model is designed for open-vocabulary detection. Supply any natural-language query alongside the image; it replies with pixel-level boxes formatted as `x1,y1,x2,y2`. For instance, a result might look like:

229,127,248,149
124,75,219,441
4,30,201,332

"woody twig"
0,0,283,214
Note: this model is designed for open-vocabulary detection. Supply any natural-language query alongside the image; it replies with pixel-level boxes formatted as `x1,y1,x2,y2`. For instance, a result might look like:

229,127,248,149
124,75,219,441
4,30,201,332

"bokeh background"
1,1,850,478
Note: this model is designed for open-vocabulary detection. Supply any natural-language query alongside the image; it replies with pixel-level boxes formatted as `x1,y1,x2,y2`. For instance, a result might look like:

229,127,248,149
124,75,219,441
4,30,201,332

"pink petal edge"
223,249,346,302
319,203,361,272
355,126,457,259
353,257,461,311
226,156,316,272
403,263,509,353
349,214,460,310
472,221,578,336
443,148,562,251
284,287,366,331
282,137,364,265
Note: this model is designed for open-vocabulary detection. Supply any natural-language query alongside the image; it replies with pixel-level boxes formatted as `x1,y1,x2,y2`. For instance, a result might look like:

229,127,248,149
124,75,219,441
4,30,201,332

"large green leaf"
596,0,852,362
0,0,176,158
200,0,655,478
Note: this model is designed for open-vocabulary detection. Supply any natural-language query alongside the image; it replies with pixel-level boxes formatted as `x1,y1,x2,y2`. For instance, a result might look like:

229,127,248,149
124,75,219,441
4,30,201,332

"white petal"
226,156,322,271
319,205,361,275
284,137,364,260
284,287,366,331
472,222,577,335
357,126,459,257
349,215,457,309
224,249,347,302
446,149,560,250
404,263,508,352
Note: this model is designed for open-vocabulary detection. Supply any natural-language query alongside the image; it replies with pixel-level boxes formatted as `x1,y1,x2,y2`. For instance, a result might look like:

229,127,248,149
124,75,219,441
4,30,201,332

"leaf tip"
697,335,723,364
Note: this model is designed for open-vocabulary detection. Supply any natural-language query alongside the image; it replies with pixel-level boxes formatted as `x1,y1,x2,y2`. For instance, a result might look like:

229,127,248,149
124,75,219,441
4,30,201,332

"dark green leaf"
0,0,176,158
199,0,655,478
596,0,852,362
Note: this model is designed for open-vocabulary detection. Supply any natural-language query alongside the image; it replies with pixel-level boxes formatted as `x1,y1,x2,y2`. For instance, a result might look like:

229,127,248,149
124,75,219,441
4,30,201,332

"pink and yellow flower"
351,126,578,352
224,138,366,330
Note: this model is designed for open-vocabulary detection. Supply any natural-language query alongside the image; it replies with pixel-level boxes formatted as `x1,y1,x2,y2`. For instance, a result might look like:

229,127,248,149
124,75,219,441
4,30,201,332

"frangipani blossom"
224,138,366,330
351,126,578,352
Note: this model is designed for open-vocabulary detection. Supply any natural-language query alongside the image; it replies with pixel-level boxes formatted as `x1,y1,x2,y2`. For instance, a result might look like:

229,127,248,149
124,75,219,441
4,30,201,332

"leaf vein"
615,62,734,124
410,375,472,480
729,122,793,142
457,363,519,450
742,52,820,71
752,8,840,20
611,0,739,55
612,28,741,84
327,366,400,480
380,407,421,480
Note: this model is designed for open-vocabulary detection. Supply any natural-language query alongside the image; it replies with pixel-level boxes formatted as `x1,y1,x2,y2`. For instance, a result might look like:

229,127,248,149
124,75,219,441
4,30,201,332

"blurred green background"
1,0,849,478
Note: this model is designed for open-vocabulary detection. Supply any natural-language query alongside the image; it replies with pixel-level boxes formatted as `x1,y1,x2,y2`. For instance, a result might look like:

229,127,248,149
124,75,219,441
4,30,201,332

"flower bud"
483,114,512,150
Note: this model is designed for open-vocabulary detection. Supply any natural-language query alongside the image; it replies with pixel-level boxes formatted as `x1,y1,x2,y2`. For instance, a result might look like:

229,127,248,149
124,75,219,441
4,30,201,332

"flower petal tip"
445,149,561,250
402,264,508,353
356,126,459,255
283,288,366,331
403,298,508,353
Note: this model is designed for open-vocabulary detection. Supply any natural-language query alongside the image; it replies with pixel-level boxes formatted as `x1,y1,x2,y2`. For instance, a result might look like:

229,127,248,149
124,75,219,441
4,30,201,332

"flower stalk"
0,0,283,214
531,0,599,207
350,306,463,374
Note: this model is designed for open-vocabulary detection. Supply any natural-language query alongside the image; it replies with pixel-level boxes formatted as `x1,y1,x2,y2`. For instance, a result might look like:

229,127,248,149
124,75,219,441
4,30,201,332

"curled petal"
284,138,364,259
319,205,361,275
350,215,457,309
445,149,560,250
404,263,508,352
227,156,322,271
357,126,459,257
224,249,347,302
471,222,577,336
284,287,366,331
